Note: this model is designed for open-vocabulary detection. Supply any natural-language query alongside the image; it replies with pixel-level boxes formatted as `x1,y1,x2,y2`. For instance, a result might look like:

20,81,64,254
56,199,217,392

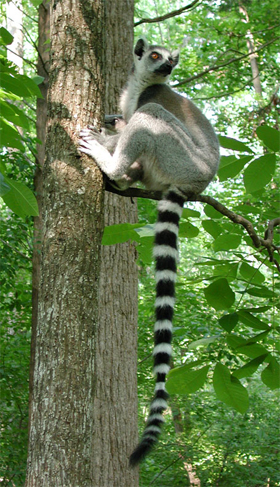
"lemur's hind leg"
80,116,154,183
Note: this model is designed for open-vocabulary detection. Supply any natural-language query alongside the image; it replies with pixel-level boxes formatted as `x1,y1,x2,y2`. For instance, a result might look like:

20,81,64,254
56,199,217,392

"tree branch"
174,37,280,87
134,0,200,27
105,182,280,272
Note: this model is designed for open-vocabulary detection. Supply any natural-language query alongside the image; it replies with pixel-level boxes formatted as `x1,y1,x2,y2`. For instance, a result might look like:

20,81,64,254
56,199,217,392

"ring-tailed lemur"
80,37,220,466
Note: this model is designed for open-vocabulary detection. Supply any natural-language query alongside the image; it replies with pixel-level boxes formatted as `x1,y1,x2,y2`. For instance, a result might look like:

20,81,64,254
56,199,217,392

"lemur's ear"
171,49,180,67
134,37,149,59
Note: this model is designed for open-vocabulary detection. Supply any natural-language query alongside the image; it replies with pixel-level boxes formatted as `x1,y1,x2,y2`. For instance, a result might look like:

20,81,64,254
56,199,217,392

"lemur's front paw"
79,127,105,158
79,126,112,169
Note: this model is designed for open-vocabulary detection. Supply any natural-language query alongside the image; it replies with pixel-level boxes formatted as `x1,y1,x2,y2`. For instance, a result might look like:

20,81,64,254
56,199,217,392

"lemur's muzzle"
155,61,173,76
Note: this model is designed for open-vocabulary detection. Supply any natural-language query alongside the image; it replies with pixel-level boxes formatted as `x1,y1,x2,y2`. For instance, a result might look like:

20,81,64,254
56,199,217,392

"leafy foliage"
0,27,39,218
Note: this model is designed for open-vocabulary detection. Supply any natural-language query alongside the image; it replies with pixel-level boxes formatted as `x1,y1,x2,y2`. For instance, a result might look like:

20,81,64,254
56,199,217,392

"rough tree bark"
27,0,139,485
26,0,106,485
91,2,139,486
29,0,50,438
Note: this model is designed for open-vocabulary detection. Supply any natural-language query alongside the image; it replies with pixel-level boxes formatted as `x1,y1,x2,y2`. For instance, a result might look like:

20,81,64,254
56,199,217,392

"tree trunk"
91,3,139,485
29,0,50,439
239,3,263,99
26,0,105,484
27,0,138,484
6,0,23,72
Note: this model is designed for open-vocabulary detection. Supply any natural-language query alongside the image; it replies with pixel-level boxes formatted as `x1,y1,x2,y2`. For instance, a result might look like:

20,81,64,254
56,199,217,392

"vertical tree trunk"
6,0,23,72
26,0,105,484
239,3,263,99
91,3,139,485
29,0,50,437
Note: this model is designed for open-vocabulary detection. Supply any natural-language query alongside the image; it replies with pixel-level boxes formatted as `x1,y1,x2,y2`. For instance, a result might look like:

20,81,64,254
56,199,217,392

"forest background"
0,0,279,486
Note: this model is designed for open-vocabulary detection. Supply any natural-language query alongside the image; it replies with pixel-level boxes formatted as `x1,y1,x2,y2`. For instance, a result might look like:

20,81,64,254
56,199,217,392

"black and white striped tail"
129,190,185,466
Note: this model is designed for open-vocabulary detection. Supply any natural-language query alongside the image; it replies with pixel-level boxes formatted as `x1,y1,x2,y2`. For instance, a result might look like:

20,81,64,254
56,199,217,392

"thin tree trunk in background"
25,0,105,484
91,2,139,484
29,0,50,438
239,2,263,99
6,0,23,72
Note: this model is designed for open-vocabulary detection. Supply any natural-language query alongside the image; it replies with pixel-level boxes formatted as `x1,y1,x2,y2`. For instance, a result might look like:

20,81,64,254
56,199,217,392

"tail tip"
129,440,154,468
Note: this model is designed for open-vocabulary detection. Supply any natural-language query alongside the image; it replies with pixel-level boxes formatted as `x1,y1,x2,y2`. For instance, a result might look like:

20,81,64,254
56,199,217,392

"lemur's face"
133,38,179,82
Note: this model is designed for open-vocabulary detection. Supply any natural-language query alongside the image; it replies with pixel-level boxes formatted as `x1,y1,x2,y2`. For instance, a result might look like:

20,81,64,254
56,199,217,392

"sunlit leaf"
213,363,249,413
233,354,268,379
179,220,199,238
102,222,142,245
218,155,252,181
188,336,218,349
213,233,241,251
204,204,223,219
167,364,209,394
261,358,280,390
243,154,276,194
181,208,200,218
204,278,235,310
239,262,265,285
2,177,39,217
202,219,222,238
0,27,13,45
218,135,253,153
256,125,280,152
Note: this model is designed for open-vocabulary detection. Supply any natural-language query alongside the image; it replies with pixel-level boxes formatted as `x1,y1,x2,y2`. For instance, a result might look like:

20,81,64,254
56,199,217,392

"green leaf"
0,27,13,45
181,208,200,218
188,336,218,349
237,310,269,330
213,233,241,251
256,125,280,152
0,172,10,197
218,155,252,181
234,204,261,215
204,278,235,310
134,223,154,238
0,119,24,151
167,364,209,394
218,135,253,153
202,219,222,238
204,204,223,219
0,100,30,129
243,154,276,194
179,221,199,238
243,330,270,345
0,72,42,98
137,236,154,264
219,312,239,332
1,177,39,217
246,286,275,298
239,262,265,285
102,222,142,245
213,262,238,280
236,343,269,359
233,354,268,379
227,334,246,349
29,0,43,6
261,357,280,390
213,363,249,413
32,75,45,85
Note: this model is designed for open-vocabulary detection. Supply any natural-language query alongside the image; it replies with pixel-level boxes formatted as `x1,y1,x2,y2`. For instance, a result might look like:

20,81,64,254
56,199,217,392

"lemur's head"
133,37,179,83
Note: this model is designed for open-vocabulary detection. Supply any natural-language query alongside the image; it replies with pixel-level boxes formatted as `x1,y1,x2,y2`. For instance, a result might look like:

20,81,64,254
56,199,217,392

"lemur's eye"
151,52,161,60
